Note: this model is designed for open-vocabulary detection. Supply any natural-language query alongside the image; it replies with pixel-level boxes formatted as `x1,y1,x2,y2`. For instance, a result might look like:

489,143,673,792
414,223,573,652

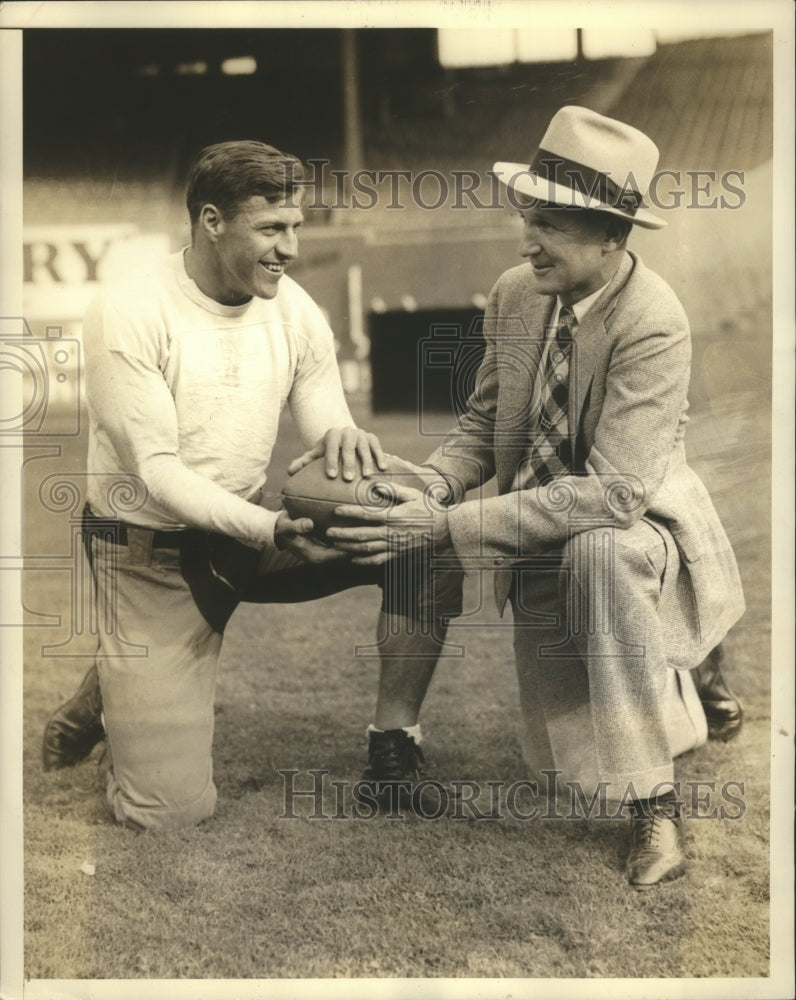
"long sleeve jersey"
83,250,354,548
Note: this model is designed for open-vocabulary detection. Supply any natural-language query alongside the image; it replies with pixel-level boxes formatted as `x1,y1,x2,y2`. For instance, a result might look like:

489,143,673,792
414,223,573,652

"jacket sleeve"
442,280,692,560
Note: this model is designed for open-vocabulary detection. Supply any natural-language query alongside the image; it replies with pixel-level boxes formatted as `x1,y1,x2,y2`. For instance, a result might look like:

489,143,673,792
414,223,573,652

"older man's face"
518,205,612,305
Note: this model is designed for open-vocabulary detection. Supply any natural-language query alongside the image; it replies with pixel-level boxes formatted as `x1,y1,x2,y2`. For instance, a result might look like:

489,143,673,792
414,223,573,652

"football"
280,455,430,539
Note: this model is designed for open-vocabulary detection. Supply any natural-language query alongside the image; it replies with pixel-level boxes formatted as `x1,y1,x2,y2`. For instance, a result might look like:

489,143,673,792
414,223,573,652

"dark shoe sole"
706,715,743,742
41,665,104,771
42,716,105,771
628,859,687,889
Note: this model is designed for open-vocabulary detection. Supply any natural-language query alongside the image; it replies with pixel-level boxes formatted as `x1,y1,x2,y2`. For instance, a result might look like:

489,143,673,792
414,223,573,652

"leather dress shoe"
626,809,687,888
693,646,743,741
42,665,105,771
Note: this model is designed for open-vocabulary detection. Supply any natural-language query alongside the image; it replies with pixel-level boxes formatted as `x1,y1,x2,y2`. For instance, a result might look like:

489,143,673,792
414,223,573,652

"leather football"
280,455,429,539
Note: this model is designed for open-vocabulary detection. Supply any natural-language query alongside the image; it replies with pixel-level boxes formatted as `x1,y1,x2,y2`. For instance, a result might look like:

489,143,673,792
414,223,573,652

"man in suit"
328,106,745,887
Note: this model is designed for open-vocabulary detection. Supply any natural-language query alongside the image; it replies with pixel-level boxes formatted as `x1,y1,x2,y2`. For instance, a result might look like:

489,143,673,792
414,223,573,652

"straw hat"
493,105,665,229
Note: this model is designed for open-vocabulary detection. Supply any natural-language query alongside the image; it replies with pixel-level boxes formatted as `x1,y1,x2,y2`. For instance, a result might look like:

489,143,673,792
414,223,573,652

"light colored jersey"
83,250,354,547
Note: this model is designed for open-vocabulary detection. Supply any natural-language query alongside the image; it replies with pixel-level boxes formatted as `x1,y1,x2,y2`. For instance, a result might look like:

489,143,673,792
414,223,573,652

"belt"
82,487,264,552
105,523,189,549
82,507,190,549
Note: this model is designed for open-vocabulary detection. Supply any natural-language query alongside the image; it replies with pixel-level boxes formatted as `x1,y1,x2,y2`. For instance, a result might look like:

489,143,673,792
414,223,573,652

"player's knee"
104,761,217,832
109,784,217,832
381,556,464,625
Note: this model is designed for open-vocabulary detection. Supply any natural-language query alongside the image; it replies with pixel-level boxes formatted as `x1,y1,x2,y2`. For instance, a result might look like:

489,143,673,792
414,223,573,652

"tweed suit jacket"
426,250,745,670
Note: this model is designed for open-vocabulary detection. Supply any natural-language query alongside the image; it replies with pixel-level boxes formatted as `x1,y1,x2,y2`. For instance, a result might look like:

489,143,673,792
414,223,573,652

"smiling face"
518,204,617,305
205,191,304,305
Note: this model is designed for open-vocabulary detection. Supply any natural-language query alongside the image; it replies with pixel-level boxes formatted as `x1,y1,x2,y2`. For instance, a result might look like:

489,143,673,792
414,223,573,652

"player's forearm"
288,362,357,449
139,454,278,549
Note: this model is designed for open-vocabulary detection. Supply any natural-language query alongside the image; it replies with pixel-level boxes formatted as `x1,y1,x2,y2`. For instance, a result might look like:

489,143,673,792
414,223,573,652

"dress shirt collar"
552,281,610,328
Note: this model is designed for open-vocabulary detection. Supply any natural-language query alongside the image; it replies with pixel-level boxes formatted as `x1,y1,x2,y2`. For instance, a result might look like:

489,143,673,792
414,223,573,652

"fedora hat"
493,106,665,229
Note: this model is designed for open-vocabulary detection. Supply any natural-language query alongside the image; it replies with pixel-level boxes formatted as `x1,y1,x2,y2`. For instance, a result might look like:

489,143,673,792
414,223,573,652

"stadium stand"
23,30,772,410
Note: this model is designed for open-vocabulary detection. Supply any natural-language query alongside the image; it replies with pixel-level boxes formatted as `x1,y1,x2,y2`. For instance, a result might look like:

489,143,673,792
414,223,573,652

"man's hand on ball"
326,483,452,566
273,511,350,564
287,427,387,482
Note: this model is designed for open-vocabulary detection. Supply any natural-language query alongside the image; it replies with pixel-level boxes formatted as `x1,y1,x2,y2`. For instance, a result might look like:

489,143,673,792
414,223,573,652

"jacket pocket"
670,525,703,563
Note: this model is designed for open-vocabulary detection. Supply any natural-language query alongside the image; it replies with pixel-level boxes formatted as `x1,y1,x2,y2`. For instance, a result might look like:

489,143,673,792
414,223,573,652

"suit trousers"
512,518,707,804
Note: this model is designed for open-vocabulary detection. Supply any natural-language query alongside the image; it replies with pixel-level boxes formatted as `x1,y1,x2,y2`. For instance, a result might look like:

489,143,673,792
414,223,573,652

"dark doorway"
369,308,485,416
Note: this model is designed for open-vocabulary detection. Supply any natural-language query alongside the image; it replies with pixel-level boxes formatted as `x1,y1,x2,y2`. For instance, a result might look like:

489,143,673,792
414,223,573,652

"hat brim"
492,161,666,230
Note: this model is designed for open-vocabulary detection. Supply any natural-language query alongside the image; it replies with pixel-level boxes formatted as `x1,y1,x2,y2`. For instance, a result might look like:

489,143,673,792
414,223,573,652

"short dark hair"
185,140,307,226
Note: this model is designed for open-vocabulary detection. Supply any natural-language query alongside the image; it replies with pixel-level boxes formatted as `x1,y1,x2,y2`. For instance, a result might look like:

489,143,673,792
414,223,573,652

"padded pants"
90,534,463,831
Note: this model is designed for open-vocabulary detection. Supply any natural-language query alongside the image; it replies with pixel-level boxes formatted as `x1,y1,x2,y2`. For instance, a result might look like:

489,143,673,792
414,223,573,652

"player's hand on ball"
273,511,350,564
280,453,445,544
287,427,387,482
326,483,452,566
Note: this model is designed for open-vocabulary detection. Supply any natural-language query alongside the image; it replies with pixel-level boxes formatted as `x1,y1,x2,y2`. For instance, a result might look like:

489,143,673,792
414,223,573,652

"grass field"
19,379,775,989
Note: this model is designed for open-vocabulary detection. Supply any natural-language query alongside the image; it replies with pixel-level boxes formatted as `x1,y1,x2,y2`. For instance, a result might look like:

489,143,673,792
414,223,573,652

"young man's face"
518,204,612,305
213,191,304,303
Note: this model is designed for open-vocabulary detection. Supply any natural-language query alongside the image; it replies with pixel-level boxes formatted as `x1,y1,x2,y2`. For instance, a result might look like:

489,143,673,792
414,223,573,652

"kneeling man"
329,106,745,887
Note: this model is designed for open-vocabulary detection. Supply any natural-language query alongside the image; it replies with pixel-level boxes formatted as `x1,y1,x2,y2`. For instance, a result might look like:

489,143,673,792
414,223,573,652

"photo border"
1,3,793,999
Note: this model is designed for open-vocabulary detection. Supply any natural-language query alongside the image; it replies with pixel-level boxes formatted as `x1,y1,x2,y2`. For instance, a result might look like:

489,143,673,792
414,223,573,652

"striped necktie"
524,305,576,484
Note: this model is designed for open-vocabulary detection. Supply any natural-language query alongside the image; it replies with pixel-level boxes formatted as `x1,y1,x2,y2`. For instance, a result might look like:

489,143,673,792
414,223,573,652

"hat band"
529,148,643,214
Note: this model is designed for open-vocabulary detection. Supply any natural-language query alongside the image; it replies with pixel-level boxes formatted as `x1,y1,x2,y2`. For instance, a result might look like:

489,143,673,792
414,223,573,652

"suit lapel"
569,303,604,435
498,295,555,491
495,252,637,489
569,251,636,434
